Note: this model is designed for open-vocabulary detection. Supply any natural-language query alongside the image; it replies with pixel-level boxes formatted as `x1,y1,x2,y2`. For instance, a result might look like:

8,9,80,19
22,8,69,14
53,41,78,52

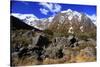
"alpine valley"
11,9,96,66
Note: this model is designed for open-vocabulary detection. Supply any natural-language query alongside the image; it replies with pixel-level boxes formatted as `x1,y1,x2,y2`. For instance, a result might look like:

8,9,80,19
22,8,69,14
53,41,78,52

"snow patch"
68,15,73,20
61,9,72,13
61,9,82,22
59,16,65,24
48,16,54,22
80,26,84,32
34,26,44,30
68,26,74,34
73,11,82,22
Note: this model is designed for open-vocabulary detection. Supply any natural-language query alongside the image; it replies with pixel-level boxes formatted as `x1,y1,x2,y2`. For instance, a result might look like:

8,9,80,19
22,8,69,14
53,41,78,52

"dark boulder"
31,47,45,61
32,34,50,48
67,35,79,47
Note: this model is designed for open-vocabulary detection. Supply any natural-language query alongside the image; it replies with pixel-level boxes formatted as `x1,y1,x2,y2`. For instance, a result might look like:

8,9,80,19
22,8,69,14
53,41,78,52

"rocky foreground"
11,29,96,66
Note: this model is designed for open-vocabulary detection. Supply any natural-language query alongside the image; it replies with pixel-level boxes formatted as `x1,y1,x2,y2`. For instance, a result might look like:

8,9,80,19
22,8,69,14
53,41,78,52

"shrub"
43,29,54,40
43,29,53,36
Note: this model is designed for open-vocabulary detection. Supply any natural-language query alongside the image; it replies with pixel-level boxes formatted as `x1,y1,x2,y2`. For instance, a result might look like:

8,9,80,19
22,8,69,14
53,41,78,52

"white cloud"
39,2,53,11
40,8,49,15
53,4,61,12
39,2,62,15
86,14,96,25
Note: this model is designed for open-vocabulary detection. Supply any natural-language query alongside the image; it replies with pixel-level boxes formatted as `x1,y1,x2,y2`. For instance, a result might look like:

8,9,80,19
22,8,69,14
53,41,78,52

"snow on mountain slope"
11,13,39,26
11,13,46,30
61,9,73,13
61,9,96,25
11,9,96,32
11,13,38,20
48,16,55,22
61,9,82,22
11,13,54,30
86,14,96,25
48,9,96,34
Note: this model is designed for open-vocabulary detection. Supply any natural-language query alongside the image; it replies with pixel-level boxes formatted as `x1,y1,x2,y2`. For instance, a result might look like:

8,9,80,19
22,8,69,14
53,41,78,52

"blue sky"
11,0,96,19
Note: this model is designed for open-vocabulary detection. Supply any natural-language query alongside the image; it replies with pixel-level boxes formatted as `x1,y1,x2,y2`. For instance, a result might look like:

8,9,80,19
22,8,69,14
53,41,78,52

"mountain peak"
48,9,96,34
67,9,73,12
11,9,96,32
61,9,73,13
60,9,82,21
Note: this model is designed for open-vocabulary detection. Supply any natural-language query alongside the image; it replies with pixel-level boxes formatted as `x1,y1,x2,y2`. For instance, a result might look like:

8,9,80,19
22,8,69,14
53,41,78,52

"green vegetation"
75,32,96,40
11,29,34,47
43,29,53,36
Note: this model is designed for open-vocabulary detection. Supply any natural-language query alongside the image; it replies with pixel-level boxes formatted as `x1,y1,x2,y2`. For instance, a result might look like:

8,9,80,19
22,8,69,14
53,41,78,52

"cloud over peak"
40,8,49,15
39,2,62,15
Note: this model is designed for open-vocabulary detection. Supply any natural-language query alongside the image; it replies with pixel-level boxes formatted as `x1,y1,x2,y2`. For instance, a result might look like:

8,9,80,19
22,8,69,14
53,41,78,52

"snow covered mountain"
11,13,54,30
48,9,96,34
11,9,96,34
11,13,38,26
